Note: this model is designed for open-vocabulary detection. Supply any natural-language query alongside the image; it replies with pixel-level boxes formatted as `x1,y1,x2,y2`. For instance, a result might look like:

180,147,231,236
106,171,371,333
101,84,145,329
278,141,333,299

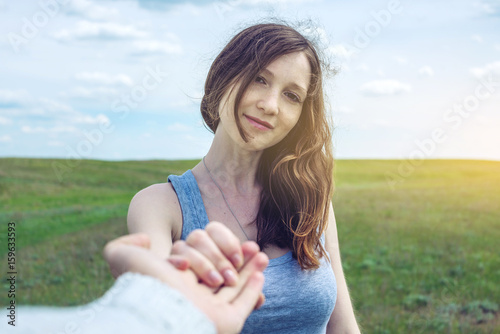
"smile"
244,114,274,131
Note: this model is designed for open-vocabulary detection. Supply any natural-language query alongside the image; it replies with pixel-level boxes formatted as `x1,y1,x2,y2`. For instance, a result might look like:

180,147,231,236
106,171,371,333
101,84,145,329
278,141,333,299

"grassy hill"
1,158,499,333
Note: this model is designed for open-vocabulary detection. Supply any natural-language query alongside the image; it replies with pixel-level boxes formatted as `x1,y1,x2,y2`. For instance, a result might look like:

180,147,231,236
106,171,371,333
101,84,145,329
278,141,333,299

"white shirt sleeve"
4,272,216,334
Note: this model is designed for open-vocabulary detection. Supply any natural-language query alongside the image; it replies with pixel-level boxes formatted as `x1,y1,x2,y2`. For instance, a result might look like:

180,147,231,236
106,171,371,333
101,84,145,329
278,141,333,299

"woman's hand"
168,222,254,287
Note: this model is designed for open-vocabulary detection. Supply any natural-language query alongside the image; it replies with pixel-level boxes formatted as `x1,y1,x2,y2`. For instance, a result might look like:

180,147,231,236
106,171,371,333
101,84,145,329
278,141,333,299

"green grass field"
1,158,499,333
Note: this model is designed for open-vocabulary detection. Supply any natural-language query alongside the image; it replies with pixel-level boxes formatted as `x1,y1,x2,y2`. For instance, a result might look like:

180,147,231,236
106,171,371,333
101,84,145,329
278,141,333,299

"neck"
200,130,263,197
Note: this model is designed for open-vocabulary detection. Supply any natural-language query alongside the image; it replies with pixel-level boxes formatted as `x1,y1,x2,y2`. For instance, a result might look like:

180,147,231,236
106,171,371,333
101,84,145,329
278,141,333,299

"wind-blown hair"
201,22,334,270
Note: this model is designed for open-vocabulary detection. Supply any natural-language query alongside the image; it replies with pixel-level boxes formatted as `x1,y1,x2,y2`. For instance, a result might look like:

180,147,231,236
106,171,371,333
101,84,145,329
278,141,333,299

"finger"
231,271,265,320
186,228,239,286
206,222,244,269
167,255,190,270
217,252,268,302
241,241,260,266
104,238,199,288
255,293,265,310
171,240,225,287
103,234,164,279
104,233,151,263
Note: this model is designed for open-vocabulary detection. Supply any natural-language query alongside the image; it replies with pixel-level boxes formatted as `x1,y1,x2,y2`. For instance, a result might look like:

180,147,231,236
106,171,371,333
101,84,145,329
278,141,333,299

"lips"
244,114,274,129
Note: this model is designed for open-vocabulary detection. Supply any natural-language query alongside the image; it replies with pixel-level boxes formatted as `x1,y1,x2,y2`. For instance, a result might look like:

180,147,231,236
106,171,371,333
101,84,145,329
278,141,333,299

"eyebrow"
261,68,308,96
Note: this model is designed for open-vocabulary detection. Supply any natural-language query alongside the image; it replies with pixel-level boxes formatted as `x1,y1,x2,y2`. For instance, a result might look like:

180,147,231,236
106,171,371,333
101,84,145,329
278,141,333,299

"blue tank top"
168,170,337,333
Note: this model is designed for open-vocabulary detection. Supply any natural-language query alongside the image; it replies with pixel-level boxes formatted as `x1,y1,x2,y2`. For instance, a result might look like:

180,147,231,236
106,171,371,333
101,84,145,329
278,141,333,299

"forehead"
264,52,311,93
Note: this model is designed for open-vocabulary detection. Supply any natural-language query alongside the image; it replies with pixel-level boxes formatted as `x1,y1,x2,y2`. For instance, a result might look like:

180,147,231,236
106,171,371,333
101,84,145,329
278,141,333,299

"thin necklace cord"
202,156,251,241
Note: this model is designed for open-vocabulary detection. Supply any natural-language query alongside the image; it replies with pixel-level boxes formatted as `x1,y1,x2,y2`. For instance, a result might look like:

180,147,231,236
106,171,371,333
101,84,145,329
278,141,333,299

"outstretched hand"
168,222,266,310
168,222,259,287
104,231,268,334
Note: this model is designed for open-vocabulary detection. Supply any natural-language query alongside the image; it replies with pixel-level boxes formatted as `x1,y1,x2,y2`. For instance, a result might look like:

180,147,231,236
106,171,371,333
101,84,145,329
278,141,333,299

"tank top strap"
167,169,210,240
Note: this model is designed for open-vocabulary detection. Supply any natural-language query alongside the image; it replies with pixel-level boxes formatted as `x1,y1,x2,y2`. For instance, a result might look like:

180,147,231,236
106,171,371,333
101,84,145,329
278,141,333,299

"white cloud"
299,26,330,47
0,116,13,125
473,1,497,14
0,135,12,142
36,99,110,125
393,56,408,65
48,140,65,147
53,21,148,42
240,0,317,4
74,113,110,125
372,119,394,127
64,0,119,21
22,125,78,134
4,94,112,125
327,44,355,61
38,98,76,115
62,86,120,99
334,106,352,114
418,65,434,77
340,64,351,72
21,126,44,133
11,97,110,129
167,122,193,132
132,40,183,55
2,98,76,118
470,61,500,79
355,63,369,71
0,89,29,107
61,86,120,99
360,79,412,96
471,34,483,43
212,0,320,10
75,72,134,86
142,0,315,13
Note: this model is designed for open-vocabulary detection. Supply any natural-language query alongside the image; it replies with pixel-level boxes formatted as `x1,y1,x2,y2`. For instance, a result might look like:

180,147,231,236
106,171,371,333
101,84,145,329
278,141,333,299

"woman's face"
217,51,311,152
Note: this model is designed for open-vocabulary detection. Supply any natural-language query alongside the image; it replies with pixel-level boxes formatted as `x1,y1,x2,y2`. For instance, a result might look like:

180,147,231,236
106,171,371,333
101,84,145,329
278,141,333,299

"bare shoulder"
129,183,179,212
127,183,183,256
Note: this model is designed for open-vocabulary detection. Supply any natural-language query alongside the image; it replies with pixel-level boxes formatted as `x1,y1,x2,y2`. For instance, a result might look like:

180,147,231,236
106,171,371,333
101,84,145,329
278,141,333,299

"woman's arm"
126,183,243,288
325,202,362,333
127,183,181,259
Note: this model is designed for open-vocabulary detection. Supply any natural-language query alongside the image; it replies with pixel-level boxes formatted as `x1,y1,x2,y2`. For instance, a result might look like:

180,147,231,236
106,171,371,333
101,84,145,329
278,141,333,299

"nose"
256,89,279,115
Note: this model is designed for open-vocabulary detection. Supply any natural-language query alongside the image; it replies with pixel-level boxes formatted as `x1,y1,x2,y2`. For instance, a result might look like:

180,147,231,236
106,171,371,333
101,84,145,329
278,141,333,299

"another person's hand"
168,222,258,288
104,233,268,334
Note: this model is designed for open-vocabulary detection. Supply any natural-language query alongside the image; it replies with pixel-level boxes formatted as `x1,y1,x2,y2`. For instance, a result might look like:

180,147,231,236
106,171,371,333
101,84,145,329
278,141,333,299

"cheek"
287,109,302,130
277,114,301,141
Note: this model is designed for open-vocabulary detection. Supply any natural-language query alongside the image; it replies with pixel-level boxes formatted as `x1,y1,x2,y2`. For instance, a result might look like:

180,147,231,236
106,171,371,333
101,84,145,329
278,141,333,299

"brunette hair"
201,22,334,270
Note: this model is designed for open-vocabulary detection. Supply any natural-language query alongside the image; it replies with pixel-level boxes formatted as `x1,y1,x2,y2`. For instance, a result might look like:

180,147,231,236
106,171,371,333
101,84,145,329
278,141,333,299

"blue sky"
1,0,499,161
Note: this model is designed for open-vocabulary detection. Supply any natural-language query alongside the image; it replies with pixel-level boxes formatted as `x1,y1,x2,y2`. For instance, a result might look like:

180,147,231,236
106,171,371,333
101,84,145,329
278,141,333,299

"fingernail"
223,269,237,285
231,253,242,267
208,270,223,285
168,258,182,266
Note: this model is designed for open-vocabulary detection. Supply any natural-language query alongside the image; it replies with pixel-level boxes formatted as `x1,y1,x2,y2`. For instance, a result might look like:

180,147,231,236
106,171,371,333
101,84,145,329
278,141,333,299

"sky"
1,0,499,161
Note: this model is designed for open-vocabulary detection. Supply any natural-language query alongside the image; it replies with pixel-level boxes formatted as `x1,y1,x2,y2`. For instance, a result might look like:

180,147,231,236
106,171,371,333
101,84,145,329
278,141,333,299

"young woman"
127,22,361,333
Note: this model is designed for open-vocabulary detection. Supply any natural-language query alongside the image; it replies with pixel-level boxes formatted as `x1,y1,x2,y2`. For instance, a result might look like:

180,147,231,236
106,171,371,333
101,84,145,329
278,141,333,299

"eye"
285,92,301,103
255,75,266,84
